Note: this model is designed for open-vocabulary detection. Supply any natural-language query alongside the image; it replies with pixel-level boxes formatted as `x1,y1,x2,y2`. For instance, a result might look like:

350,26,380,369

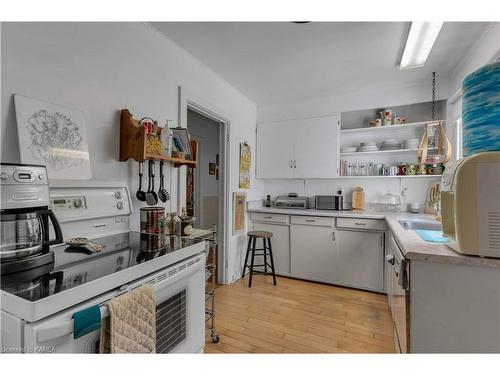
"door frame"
178,86,230,284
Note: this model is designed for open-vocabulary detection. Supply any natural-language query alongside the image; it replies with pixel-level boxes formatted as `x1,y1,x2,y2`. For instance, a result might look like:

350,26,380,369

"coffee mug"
402,164,417,175
397,164,406,176
427,163,444,175
416,164,427,175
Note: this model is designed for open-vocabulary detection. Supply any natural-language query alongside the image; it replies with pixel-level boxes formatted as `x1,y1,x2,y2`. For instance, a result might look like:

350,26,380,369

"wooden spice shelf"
119,108,198,167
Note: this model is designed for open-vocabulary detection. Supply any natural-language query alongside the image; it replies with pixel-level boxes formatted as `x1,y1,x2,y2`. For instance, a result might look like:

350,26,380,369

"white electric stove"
0,181,206,354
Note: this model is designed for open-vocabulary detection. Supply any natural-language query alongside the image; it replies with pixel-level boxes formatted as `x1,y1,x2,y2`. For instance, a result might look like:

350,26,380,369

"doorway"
183,105,228,285
186,109,221,229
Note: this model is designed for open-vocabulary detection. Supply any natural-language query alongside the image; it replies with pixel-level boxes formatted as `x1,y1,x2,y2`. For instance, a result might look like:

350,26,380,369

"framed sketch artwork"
14,95,92,179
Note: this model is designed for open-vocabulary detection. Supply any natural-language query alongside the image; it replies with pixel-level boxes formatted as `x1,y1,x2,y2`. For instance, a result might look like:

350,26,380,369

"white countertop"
248,206,500,270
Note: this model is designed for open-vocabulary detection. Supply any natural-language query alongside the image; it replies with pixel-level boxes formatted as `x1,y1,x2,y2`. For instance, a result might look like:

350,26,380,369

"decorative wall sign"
239,142,251,189
14,94,92,179
233,192,246,234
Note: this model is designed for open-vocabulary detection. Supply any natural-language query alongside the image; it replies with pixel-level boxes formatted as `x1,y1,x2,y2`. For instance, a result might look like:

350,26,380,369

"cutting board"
352,186,365,210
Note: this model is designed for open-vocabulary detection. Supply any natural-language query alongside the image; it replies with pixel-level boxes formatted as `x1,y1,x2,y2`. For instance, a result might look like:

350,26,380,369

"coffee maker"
0,163,63,274
441,152,500,258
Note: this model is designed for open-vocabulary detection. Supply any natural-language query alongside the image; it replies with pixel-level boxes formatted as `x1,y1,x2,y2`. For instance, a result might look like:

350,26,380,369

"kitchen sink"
398,220,442,231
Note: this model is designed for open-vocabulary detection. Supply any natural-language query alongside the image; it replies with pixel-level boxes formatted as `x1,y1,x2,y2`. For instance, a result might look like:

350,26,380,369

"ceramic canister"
462,61,500,156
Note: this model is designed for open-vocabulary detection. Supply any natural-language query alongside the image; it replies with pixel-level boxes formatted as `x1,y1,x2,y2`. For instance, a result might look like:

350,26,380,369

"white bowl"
341,146,357,153
360,141,377,147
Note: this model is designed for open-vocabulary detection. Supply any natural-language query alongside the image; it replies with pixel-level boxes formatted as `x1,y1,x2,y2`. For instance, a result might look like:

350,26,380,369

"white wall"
1,22,263,283
257,80,449,207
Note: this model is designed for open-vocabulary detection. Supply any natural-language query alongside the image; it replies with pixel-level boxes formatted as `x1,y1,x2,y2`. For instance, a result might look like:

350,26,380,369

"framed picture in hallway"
239,142,251,188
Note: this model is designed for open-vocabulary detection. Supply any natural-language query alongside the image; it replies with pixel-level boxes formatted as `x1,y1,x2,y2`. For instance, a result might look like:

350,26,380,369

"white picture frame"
14,94,92,180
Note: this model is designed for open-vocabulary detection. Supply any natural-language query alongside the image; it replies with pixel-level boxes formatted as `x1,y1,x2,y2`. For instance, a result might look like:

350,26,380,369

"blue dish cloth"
415,230,450,243
73,305,101,339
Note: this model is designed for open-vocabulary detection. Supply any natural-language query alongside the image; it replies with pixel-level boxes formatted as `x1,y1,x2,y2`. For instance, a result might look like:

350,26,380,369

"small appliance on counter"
274,193,308,209
315,189,345,211
441,151,500,258
0,163,63,275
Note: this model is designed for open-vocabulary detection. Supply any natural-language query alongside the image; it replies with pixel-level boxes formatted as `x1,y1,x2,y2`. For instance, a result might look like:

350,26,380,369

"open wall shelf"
340,120,444,135
119,109,198,167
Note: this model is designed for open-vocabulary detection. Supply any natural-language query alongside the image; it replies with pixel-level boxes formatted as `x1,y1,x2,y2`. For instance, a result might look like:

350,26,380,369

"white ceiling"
152,22,488,105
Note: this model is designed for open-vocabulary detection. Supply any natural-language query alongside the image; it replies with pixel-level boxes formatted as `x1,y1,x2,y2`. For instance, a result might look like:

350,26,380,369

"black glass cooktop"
0,231,204,302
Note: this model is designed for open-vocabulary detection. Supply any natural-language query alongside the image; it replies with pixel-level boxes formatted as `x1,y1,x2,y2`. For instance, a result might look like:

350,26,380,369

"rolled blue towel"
415,229,449,244
73,305,101,339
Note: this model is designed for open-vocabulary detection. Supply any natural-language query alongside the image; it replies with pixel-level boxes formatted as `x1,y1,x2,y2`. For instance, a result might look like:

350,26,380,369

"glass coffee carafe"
0,209,63,260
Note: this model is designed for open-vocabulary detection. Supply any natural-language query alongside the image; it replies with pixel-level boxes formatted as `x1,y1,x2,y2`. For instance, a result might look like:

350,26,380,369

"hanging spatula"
158,161,170,202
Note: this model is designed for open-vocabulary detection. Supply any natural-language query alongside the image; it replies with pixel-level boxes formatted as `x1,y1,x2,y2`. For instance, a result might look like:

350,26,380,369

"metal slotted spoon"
158,161,170,202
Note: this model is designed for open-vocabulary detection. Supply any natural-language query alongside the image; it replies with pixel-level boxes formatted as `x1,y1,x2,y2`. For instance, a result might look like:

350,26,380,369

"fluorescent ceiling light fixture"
400,22,443,70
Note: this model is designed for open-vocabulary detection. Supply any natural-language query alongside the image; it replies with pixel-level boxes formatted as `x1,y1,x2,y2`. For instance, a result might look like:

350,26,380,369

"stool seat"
247,230,273,238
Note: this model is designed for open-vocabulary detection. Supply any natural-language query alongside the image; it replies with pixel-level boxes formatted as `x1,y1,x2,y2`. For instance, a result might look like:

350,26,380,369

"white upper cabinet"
256,121,295,179
257,115,340,179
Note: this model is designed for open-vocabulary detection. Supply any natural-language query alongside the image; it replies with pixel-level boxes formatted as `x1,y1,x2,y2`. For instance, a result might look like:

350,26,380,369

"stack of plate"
358,141,379,152
340,146,357,153
380,139,401,150
403,138,420,149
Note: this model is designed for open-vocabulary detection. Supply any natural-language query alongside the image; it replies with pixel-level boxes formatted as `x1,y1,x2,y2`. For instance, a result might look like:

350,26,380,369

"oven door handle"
37,305,110,343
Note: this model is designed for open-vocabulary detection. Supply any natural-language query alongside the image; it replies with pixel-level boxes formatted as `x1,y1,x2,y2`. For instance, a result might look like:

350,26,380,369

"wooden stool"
241,231,277,288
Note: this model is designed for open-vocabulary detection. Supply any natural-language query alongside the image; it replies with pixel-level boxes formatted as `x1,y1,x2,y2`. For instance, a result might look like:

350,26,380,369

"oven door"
23,253,205,353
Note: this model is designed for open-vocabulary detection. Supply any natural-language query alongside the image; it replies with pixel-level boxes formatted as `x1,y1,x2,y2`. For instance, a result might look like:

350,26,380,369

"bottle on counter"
265,195,272,208
161,120,174,157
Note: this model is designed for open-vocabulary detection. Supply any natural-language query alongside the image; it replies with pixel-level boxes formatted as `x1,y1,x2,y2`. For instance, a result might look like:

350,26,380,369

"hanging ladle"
158,161,170,202
136,162,146,202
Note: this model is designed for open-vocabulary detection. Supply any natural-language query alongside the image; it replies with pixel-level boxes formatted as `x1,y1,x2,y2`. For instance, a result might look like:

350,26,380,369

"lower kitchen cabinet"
335,229,384,292
290,223,337,284
251,222,290,275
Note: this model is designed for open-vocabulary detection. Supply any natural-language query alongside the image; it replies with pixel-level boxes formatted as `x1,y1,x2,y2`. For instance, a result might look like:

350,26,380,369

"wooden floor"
204,276,395,353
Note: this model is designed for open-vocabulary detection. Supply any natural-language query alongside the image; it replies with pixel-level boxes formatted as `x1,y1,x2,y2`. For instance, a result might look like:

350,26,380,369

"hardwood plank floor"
205,276,395,353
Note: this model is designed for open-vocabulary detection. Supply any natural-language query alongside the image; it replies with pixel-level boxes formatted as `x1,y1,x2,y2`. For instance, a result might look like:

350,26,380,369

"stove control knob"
114,191,122,199
116,201,124,210
74,199,83,208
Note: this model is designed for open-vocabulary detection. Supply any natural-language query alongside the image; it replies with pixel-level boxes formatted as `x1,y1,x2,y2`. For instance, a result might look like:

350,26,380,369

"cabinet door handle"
289,160,293,168
293,160,297,168
331,231,336,241
354,222,367,226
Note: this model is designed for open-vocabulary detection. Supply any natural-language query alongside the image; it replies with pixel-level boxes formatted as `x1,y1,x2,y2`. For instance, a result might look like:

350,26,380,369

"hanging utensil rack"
119,109,198,168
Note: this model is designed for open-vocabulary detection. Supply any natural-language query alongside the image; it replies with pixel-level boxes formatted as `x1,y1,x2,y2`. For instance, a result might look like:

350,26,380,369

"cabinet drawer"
336,217,386,231
251,212,289,224
291,216,335,227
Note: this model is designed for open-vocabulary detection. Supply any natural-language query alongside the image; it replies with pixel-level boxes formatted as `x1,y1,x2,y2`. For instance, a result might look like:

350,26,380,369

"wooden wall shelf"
119,108,198,168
